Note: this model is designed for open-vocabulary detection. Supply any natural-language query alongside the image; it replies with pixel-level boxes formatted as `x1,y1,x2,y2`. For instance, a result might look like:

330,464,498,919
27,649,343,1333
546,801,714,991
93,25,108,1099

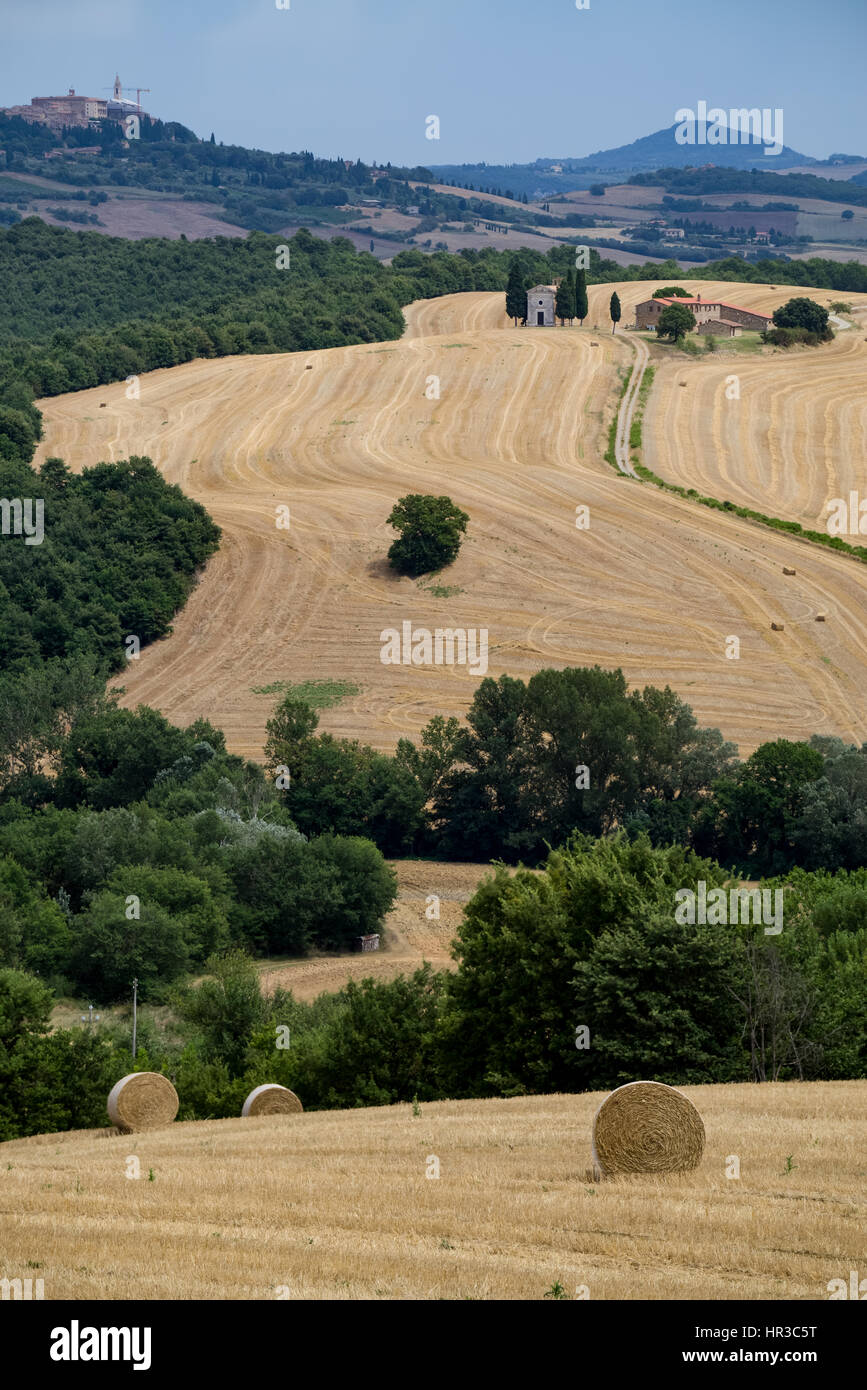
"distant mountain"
431,123,817,199
540,123,813,174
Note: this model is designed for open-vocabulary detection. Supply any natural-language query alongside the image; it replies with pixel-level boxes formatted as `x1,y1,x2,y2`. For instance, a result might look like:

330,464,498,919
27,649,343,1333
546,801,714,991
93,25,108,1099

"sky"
1,0,865,166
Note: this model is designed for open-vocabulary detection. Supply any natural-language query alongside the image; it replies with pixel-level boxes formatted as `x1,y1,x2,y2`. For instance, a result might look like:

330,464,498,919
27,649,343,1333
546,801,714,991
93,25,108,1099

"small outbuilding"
527,285,556,327
355,934,381,953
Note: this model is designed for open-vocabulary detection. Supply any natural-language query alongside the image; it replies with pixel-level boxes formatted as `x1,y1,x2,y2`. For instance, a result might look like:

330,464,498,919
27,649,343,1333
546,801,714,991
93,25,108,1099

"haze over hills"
431,124,866,198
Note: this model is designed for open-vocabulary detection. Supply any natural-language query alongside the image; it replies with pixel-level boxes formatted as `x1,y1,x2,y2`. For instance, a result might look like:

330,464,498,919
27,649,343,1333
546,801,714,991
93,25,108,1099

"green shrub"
386,494,469,577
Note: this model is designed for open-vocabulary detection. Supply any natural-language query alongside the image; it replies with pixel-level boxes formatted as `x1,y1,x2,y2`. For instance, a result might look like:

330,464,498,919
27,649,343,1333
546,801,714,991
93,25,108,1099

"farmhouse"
527,285,556,326
635,294,772,336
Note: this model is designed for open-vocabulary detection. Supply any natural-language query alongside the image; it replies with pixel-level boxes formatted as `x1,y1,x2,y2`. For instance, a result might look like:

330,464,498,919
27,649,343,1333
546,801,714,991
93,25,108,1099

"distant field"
638,286,867,528
257,860,488,1000
1,1081,863,1300
7,187,250,240
797,209,867,241
0,175,55,200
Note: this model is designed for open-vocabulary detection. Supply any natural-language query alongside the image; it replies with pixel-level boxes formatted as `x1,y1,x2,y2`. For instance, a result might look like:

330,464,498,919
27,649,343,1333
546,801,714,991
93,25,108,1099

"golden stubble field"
633,283,867,527
1,1082,863,1300
35,283,867,760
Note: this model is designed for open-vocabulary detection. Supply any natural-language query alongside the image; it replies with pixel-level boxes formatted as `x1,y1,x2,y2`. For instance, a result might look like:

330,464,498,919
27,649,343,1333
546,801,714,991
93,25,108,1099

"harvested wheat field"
1,1082,863,1300
35,285,867,758
257,860,488,1000
632,282,867,527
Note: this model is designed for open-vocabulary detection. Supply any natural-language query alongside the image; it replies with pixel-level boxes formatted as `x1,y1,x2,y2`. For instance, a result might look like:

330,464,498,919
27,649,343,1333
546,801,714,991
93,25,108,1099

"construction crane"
103,80,150,111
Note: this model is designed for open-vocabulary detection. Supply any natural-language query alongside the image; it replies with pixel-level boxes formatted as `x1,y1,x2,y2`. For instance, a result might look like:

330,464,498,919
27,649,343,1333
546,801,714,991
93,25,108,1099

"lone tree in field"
506,261,526,326
575,268,589,326
657,303,697,342
652,286,691,299
609,291,621,334
387,494,470,577
772,297,831,338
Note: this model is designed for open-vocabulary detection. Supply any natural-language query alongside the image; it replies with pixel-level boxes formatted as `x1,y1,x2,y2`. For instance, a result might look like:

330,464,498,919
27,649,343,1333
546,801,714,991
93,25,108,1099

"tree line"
4,221,864,440
264,668,867,877
2,827,863,1140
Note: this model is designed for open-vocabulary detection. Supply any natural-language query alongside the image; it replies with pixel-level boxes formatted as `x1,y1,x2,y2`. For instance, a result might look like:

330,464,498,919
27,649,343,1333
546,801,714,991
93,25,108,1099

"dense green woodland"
0,454,220,681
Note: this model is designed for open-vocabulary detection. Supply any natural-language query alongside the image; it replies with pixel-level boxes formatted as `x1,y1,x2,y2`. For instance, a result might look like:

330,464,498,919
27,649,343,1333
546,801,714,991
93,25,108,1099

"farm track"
35,282,867,759
614,332,649,476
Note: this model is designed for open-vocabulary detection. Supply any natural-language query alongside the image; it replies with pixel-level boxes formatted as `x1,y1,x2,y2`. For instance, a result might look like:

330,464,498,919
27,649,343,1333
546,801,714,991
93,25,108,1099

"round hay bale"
591,1081,705,1176
241,1084,303,1118
107,1073,178,1133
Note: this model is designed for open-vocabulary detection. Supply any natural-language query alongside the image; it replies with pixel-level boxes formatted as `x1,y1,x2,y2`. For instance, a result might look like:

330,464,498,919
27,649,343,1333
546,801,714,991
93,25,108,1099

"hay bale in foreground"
591,1081,705,1176
107,1073,178,1133
241,1084,303,1118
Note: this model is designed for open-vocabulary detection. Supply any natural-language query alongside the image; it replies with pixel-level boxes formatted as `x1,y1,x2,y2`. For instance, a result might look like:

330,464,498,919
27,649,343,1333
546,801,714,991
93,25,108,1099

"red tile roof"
658,297,771,319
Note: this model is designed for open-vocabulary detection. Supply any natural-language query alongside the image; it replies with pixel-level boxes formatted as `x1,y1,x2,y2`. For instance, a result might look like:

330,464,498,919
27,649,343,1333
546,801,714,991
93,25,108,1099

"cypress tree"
575,269,589,326
555,277,572,326
610,291,622,334
506,261,526,326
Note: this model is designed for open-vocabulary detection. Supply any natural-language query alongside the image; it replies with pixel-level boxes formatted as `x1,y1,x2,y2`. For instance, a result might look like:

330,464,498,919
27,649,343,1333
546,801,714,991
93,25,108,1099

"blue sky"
1,0,864,165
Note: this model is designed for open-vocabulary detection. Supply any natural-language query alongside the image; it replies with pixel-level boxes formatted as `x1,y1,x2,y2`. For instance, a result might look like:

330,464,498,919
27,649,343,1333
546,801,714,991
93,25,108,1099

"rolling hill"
33,283,867,763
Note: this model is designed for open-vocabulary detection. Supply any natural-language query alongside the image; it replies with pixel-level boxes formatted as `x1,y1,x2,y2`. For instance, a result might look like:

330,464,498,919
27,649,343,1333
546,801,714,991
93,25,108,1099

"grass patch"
630,364,655,454
250,679,361,707
715,331,764,356
633,461,867,564
0,176,56,201
603,363,634,471
417,577,464,597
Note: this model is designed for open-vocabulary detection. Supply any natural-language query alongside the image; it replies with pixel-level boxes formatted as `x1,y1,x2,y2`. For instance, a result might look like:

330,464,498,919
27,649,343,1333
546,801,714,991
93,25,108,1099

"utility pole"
132,977,139,1060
